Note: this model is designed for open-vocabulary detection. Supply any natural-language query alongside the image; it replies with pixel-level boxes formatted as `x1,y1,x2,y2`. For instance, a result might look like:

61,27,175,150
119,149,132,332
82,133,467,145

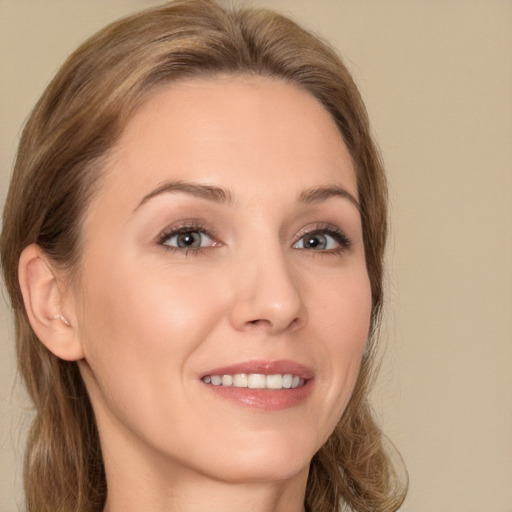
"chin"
192,433,316,484
210,459,310,485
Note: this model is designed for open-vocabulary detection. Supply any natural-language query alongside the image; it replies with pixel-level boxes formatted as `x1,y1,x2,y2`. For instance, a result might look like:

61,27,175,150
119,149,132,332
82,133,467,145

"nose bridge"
229,239,306,333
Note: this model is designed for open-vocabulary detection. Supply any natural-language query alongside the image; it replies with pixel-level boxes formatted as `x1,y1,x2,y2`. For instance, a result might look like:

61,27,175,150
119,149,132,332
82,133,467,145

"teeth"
282,374,293,388
221,375,233,386
266,374,282,389
211,375,222,386
202,373,306,389
248,374,266,389
232,374,248,387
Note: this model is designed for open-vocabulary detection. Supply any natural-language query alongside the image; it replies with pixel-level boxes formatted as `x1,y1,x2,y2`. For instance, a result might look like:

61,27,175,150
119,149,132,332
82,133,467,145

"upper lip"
201,360,314,380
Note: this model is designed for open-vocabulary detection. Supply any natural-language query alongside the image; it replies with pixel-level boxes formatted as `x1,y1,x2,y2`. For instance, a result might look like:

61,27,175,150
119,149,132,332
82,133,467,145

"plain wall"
1,1,511,511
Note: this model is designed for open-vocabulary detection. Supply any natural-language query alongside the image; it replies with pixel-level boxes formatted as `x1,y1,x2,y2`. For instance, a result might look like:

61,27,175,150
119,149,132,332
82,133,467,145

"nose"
229,248,307,335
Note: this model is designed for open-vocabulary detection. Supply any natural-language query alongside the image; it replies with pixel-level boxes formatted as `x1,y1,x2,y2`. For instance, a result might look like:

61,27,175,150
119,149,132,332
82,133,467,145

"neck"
97,410,309,512
102,455,308,512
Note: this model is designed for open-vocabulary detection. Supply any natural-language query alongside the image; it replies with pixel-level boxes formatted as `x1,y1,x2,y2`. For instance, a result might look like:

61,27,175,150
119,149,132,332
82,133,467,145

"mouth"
202,373,306,389
200,360,314,410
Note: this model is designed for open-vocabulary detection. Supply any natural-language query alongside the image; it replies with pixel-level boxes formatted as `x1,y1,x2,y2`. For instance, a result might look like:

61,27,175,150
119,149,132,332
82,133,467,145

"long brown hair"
0,1,406,510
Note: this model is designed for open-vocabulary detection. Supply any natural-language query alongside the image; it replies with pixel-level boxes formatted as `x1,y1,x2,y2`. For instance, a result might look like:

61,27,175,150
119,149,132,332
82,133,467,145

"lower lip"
203,379,314,411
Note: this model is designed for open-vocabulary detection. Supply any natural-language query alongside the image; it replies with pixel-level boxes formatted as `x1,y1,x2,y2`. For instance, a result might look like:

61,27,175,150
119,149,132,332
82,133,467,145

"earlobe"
18,244,84,361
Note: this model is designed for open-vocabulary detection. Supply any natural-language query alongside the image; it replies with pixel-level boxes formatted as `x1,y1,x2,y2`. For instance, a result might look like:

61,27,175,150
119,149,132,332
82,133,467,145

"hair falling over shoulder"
0,1,407,510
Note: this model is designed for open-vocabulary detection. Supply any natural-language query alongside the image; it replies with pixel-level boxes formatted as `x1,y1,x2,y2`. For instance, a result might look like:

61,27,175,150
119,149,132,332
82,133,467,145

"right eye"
159,227,217,253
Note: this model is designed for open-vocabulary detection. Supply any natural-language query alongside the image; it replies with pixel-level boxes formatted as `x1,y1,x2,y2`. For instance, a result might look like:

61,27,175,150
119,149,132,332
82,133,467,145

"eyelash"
157,223,217,256
156,222,352,255
294,223,352,255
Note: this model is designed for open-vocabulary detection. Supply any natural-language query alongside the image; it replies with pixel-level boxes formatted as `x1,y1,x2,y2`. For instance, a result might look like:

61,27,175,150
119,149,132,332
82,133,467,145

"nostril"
248,319,269,327
245,317,302,331
246,318,277,330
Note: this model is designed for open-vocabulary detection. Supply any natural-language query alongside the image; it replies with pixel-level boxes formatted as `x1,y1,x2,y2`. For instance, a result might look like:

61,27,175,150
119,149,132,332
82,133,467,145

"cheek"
75,258,224,417
314,262,372,350
308,266,372,425
80,254,221,343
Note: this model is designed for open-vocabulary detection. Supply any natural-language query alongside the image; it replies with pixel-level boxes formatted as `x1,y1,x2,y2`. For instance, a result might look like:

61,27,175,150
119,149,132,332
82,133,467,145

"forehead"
96,75,357,209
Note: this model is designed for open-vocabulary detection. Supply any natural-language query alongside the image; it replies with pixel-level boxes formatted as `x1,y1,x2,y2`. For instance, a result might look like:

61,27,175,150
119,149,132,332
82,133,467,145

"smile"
202,373,305,389
200,360,314,410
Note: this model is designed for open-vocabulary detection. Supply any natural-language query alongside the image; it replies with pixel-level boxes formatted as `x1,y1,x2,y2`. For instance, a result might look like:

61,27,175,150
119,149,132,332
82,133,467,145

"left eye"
162,230,214,249
294,232,339,251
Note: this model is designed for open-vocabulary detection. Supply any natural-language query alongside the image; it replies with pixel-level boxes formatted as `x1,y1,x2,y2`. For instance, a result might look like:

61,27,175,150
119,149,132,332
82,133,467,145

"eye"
159,227,217,251
293,227,351,252
294,232,336,250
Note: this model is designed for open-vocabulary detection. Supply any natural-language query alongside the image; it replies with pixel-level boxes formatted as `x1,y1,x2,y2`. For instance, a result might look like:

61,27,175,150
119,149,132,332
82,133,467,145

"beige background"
1,1,511,511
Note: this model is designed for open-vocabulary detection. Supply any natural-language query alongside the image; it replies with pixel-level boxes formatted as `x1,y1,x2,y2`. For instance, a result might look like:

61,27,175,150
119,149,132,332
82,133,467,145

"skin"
40,76,372,511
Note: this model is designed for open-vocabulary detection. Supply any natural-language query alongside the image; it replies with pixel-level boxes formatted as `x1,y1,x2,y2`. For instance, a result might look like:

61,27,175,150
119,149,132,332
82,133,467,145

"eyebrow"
135,180,359,212
298,185,360,211
135,181,233,210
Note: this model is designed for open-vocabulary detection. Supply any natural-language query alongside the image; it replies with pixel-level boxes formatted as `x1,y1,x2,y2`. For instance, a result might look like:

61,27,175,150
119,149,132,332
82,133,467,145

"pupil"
307,236,319,247
305,234,326,249
178,232,199,247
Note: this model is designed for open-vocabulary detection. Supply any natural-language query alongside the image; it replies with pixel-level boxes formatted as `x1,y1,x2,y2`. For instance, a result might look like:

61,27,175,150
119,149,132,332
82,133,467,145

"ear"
18,244,84,361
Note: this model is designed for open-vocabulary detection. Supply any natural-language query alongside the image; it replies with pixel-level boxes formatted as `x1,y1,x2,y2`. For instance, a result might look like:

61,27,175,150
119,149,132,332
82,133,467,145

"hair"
0,1,407,511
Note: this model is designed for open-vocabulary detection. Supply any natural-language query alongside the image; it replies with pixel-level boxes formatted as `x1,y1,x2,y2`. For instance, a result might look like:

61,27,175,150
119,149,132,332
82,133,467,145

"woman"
0,1,406,511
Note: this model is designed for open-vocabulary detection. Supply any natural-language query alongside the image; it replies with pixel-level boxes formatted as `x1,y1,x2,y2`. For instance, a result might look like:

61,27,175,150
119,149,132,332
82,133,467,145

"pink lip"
200,360,315,411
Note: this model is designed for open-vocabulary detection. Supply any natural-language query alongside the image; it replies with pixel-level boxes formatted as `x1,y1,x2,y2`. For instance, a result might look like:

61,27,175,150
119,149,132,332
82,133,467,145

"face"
72,76,372,485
